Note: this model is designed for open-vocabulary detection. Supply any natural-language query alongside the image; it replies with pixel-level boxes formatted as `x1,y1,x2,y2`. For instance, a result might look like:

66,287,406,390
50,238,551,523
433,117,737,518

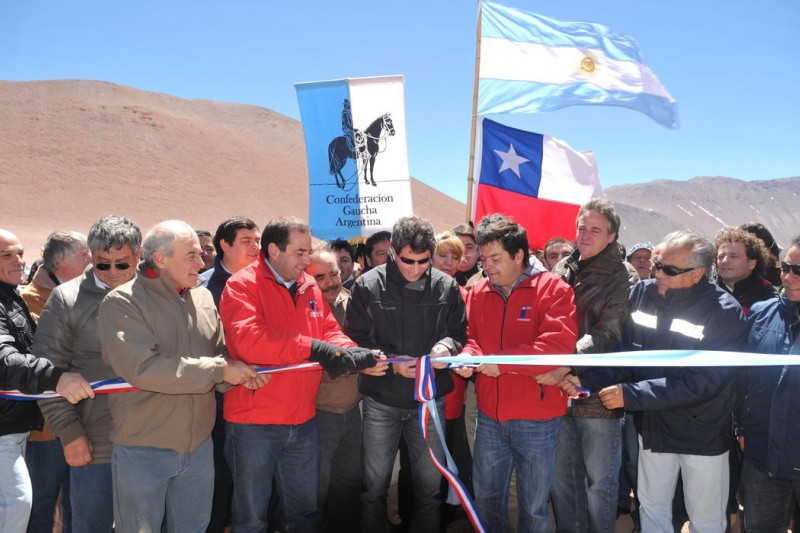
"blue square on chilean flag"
479,119,544,198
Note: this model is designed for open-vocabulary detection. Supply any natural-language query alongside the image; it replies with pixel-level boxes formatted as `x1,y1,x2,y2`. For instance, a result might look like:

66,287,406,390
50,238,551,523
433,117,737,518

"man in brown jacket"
307,245,364,533
98,219,268,533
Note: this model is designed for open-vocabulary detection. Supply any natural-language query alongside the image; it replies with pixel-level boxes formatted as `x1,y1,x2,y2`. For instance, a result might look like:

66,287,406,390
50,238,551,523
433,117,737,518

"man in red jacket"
455,214,578,533
219,216,376,533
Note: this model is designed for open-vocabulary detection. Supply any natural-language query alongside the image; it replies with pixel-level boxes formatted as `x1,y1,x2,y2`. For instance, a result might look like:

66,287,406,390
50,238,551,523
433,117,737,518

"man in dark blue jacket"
740,235,800,531
567,230,747,532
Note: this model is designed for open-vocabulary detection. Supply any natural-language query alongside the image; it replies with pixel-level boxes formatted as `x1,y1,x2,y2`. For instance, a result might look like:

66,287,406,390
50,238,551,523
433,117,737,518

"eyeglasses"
94,262,132,271
781,261,800,276
398,256,431,266
652,258,696,277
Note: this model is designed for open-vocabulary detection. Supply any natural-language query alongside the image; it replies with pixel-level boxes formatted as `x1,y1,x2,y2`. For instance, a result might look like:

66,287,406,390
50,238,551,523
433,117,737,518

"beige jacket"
98,264,227,453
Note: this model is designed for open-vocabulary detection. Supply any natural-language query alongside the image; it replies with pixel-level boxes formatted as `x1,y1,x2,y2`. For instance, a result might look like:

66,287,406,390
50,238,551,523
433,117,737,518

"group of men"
1,201,798,533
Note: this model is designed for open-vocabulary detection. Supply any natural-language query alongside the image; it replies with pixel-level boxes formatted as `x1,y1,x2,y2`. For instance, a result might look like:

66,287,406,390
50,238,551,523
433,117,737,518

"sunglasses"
781,261,800,276
398,256,431,266
94,262,132,271
652,258,696,277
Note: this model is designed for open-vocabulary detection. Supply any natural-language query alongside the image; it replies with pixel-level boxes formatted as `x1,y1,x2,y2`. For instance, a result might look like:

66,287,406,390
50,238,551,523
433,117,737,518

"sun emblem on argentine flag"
575,49,599,79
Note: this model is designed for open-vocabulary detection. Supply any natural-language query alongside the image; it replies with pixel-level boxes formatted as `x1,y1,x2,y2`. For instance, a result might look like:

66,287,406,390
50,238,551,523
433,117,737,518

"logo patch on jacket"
518,305,532,322
308,299,324,318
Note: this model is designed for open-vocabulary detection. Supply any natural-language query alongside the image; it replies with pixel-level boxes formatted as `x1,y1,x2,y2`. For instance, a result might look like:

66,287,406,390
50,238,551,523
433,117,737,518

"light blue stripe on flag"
478,1,678,129
295,80,359,240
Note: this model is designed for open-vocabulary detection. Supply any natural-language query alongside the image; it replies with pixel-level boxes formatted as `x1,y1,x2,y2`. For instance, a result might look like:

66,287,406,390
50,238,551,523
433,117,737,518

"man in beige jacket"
98,220,268,533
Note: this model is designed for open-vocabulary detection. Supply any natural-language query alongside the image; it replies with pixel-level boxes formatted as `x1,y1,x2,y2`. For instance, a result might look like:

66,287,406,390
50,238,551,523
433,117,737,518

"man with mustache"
306,245,363,532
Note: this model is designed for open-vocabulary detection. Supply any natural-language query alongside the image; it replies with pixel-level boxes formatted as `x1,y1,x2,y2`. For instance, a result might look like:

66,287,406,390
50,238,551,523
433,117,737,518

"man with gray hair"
563,230,748,532
34,215,142,532
97,219,268,533
21,230,90,322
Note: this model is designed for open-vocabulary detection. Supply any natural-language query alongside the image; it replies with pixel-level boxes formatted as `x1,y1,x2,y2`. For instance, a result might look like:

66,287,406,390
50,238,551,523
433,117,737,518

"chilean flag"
471,118,603,250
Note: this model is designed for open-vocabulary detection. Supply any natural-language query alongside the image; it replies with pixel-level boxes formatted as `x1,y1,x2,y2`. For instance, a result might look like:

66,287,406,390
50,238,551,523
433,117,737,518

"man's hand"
476,363,500,378
558,374,582,397
393,357,418,379
241,368,271,390
597,384,625,409
360,354,389,377
63,435,93,467
452,353,475,379
55,372,95,404
429,343,451,370
535,366,571,386
223,360,258,386
738,436,744,451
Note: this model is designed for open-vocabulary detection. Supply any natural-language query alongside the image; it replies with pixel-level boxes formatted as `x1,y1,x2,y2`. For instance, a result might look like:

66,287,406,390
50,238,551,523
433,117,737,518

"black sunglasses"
781,261,800,276
652,258,695,277
398,256,431,266
95,262,132,271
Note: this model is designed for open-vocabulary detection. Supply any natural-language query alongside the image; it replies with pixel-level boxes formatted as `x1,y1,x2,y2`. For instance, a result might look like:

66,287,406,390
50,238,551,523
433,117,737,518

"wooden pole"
465,0,483,224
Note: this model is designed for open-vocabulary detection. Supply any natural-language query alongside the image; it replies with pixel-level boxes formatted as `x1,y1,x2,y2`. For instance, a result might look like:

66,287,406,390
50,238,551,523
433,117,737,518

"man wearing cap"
627,242,654,282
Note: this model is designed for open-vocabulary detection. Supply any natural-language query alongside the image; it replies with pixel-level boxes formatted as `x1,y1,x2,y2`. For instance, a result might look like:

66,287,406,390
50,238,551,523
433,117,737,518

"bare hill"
607,176,800,249
0,79,466,249
1,80,796,253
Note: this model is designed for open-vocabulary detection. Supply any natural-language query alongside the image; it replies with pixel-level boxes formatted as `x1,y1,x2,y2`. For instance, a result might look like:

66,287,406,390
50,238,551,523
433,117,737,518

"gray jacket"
36,269,116,463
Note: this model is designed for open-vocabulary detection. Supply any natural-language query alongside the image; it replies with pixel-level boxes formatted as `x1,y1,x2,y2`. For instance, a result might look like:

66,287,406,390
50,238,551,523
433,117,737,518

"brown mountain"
606,176,800,250
1,79,466,249
2,79,797,252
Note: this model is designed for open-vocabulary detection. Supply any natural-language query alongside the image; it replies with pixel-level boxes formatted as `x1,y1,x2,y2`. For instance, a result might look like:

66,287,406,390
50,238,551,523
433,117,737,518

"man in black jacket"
346,216,467,533
0,228,94,533
714,227,778,315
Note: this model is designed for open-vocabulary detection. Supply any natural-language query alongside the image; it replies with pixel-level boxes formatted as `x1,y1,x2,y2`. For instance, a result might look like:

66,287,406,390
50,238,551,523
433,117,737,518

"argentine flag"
478,1,678,129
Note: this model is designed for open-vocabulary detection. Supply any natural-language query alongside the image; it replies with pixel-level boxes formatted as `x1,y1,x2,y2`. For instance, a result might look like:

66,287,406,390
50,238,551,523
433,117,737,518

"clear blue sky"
2,1,798,202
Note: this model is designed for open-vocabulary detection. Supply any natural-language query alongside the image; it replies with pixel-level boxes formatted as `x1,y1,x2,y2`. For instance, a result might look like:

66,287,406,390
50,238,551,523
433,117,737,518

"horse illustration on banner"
328,101,396,188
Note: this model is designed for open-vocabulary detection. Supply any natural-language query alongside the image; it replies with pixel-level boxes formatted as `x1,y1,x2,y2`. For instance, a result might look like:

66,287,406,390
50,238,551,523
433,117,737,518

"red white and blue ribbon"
415,355,486,533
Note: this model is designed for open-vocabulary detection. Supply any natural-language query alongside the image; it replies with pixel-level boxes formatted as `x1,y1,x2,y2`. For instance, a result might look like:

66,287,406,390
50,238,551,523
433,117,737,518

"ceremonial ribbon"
3,349,799,400
414,355,486,533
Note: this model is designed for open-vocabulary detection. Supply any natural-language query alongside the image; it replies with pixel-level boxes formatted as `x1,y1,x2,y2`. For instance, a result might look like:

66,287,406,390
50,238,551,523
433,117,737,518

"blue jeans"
70,462,113,533
225,419,319,533
618,413,639,509
550,416,623,533
0,432,31,533
361,396,445,533
316,405,362,533
26,437,71,533
112,438,214,533
473,411,560,533
740,457,800,532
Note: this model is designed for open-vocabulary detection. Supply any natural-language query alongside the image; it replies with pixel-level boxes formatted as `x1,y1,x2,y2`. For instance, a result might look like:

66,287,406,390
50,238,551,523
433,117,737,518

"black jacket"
714,271,778,315
345,256,467,409
206,257,233,310
553,243,634,419
581,278,748,455
1,281,63,436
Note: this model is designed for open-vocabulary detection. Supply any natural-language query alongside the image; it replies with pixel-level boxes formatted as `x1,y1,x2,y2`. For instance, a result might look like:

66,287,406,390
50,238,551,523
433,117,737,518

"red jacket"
220,252,354,425
464,271,578,422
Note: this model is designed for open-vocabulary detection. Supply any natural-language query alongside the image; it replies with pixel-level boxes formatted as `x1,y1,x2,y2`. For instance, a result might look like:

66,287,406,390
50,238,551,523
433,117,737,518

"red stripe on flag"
475,184,579,251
